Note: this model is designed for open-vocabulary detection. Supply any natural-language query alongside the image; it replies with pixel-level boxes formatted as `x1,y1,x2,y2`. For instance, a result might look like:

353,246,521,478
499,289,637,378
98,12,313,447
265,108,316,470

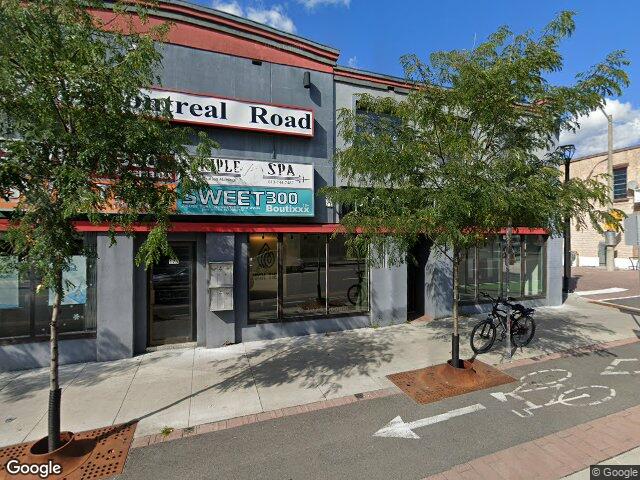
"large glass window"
283,234,326,318
248,234,369,324
458,234,545,303
0,236,97,341
248,233,278,324
524,235,545,296
457,249,476,302
328,236,368,314
477,238,502,297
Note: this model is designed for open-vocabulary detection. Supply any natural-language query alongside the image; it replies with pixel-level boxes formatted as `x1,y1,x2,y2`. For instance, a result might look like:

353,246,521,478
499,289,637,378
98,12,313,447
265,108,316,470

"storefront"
0,1,561,371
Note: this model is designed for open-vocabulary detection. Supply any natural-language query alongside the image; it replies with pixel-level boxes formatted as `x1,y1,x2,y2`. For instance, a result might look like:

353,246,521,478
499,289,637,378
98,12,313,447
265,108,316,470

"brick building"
569,144,640,269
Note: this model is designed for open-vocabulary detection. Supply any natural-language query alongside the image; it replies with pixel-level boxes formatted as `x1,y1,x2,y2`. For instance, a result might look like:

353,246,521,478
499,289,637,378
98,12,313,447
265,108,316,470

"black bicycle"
470,292,536,354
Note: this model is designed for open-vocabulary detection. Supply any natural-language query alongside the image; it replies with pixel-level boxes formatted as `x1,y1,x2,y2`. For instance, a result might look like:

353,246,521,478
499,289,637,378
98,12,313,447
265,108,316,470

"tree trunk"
48,269,63,452
451,246,461,368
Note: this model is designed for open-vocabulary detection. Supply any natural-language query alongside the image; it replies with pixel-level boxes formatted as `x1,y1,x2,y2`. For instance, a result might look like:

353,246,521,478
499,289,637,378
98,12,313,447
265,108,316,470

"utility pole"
562,145,576,297
600,106,615,272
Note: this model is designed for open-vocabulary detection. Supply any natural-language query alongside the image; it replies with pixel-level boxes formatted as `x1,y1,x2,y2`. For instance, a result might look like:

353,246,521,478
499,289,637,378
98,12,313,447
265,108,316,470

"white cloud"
211,2,296,33
247,5,296,33
560,98,640,158
347,56,357,68
211,1,243,16
296,0,350,8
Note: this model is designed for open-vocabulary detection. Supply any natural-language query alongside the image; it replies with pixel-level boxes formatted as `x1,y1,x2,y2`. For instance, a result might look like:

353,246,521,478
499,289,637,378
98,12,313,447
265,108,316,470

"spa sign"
178,158,314,217
135,88,314,137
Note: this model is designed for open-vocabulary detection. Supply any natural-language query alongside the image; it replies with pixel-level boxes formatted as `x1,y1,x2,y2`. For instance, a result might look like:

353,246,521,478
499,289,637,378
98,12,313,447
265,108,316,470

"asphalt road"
116,343,640,480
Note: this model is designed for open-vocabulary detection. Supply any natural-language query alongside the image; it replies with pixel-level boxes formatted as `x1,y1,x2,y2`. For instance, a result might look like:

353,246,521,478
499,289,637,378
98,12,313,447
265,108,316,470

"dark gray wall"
157,44,335,224
204,233,236,346
0,338,95,372
96,235,135,361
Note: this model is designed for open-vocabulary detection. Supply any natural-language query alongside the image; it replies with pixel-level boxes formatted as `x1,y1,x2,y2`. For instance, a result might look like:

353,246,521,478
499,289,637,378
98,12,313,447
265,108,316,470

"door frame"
147,241,197,347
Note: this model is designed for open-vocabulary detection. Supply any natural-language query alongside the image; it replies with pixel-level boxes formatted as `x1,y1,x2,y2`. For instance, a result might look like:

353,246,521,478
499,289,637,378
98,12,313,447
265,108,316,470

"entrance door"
148,242,196,346
407,236,429,319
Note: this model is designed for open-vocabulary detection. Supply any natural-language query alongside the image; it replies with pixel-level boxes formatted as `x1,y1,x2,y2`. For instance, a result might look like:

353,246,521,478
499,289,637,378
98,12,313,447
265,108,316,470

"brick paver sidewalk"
423,405,640,480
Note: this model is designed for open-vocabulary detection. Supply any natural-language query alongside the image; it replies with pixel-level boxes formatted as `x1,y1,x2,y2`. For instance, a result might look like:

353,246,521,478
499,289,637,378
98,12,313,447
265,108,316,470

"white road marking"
490,368,616,417
601,358,639,375
574,288,627,296
373,404,486,439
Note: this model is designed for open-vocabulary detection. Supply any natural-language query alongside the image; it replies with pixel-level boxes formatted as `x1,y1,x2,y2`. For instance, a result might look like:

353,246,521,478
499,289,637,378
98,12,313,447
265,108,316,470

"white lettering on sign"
134,89,314,137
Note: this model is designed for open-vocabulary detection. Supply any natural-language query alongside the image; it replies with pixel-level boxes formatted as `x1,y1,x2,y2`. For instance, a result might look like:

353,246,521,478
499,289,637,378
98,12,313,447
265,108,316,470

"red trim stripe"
0,219,548,235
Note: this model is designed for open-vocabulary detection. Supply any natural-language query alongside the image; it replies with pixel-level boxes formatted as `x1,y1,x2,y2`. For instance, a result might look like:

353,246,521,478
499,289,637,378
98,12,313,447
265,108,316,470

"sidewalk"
1,295,639,447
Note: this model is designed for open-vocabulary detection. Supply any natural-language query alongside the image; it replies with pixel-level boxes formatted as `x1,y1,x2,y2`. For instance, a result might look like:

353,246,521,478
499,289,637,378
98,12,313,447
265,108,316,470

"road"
115,343,640,480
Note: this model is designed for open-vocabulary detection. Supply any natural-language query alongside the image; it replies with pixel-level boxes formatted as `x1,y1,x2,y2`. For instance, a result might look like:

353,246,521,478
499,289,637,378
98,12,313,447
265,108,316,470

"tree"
322,12,628,369
0,0,216,451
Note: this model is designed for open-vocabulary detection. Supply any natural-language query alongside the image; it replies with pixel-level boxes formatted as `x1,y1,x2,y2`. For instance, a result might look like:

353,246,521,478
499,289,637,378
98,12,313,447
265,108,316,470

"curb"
130,386,402,449
587,298,640,314
131,335,640,450
497,335,640,371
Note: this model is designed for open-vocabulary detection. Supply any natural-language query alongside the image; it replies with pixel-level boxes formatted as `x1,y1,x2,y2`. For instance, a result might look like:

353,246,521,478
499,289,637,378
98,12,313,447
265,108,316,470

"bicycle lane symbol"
489,368,616,418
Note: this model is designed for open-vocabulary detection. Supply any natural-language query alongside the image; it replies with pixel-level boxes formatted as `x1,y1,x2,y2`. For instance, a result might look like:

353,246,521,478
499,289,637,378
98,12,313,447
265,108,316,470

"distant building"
569,144,640,269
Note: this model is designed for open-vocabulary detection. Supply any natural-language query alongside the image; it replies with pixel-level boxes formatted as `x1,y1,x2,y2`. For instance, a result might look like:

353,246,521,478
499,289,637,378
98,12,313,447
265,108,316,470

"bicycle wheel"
511,316,535,347
470,319,496,354
347,284,360,305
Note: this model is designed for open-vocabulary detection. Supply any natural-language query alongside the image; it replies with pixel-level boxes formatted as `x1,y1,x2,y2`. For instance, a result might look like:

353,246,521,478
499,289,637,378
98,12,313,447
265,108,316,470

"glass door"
148,242,195,346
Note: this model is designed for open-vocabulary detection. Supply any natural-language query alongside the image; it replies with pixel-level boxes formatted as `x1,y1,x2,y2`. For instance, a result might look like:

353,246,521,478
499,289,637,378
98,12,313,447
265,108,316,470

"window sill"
459,294,546,306
0,331,96,346
248,310,370,326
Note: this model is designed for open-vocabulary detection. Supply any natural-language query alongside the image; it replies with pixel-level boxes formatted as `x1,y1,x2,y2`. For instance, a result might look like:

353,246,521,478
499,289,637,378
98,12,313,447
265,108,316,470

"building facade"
0,0,562,371
569,144,640,269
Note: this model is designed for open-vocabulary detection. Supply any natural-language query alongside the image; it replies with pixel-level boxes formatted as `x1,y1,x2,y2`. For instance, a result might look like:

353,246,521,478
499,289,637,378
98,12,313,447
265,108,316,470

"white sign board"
137,88,314,137
624,214,640,246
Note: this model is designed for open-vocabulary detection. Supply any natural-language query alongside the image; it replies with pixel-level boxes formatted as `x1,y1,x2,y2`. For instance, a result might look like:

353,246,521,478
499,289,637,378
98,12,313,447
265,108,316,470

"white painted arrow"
373,404,486,439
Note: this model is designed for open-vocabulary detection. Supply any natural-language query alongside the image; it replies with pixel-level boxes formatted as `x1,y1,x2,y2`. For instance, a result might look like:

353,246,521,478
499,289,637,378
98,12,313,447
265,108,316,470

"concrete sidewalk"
1,295,639,447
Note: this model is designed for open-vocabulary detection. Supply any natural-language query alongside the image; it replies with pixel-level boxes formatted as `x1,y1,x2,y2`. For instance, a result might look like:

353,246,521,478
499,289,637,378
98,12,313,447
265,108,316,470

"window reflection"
248,233,370,324
328,237,368,313
248,233,278,324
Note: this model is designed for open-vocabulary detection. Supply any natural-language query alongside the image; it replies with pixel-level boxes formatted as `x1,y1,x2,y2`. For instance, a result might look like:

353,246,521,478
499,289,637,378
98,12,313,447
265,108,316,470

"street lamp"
561,144,576,296
600,106,615,271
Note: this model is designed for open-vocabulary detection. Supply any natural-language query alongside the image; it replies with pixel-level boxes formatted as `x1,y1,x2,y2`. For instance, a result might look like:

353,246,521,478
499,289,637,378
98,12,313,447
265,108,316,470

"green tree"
0,0,216,451
322,12,628,368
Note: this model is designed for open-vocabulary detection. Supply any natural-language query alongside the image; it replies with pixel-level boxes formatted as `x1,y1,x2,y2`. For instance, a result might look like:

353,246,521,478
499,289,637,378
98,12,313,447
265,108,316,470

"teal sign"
178,185,314,216
176,158,315,217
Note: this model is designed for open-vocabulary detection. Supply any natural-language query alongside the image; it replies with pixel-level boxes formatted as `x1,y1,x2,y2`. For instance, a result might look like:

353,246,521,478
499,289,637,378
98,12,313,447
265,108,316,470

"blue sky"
191,0,640,157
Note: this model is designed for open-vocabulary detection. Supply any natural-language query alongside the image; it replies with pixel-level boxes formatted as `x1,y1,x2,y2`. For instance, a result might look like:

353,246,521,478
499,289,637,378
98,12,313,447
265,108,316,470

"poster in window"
0,256,19,309
48,255,87,306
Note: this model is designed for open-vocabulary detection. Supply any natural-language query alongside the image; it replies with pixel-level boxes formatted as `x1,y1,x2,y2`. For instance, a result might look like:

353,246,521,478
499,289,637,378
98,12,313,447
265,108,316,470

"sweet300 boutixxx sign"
135,88,314,137
177,158,314,217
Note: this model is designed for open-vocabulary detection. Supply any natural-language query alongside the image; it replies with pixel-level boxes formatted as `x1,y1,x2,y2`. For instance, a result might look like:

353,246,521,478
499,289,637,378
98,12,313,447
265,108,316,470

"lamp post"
600,106,615,271
561,144,576,296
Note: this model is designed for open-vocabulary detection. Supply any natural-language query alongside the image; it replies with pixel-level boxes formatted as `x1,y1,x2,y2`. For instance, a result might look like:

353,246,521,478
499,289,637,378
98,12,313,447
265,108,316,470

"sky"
191,0,640,158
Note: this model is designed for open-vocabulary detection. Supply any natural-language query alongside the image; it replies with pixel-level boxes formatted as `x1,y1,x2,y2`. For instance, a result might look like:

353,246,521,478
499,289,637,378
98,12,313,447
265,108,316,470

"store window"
248,234,369,324
0,236,97,341
613,167,628,200
457,234,545,303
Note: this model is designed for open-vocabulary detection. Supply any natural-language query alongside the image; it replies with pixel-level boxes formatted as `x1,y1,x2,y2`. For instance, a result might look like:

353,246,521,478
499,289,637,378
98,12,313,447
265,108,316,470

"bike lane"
115,342,640,480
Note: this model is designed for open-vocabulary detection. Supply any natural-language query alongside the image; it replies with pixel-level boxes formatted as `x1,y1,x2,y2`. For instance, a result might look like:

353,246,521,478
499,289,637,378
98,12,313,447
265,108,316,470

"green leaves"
323,11,628,267
0,0,217,284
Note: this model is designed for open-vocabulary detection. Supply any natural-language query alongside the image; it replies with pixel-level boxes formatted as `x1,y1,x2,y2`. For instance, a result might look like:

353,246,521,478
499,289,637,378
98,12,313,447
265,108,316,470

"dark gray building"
0,1,561,371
